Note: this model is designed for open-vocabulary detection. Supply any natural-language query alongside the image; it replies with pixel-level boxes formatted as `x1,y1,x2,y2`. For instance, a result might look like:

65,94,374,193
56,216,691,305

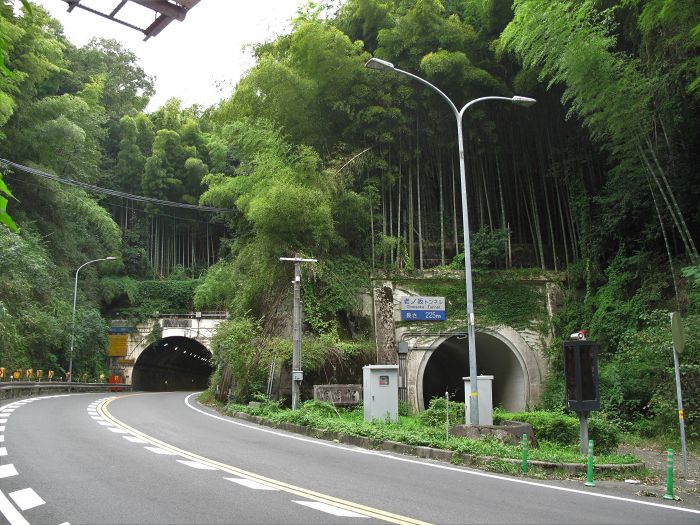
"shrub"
419,397,465,428
494,409,621,452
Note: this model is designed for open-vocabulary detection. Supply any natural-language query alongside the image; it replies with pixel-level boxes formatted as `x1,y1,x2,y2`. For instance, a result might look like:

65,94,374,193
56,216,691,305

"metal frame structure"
61,0,201,40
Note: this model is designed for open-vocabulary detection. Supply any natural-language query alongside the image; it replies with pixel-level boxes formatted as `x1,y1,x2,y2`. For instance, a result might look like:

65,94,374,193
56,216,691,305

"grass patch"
223,399,639,468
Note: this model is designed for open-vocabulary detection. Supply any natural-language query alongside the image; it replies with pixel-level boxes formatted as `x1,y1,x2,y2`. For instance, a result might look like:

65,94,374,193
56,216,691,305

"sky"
34,0,312,111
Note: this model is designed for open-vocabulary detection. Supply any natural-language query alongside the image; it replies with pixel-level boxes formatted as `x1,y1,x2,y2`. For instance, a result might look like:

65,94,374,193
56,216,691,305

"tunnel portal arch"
417,328,536,412
132,336,214,391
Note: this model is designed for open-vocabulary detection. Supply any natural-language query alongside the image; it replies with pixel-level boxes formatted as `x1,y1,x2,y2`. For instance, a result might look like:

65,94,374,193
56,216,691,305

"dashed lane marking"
123,436,148,444
0,464,18,479
294,500,370,518
176,460,218,470
224,477,280,490
144,446,177,455
8,488,45,511
0,419,7,423
99,397,432,525
0,435,5,443
0,426,5,432
0,489,30,525
0,447,6,456
107,427,128,434
97,421,113,426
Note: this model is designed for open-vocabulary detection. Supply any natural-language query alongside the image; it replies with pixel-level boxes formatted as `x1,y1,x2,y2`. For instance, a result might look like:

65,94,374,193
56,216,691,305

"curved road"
0,392,698,524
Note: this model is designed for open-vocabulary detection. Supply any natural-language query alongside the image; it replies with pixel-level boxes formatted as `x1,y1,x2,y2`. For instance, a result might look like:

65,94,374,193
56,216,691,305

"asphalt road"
1,392,698,524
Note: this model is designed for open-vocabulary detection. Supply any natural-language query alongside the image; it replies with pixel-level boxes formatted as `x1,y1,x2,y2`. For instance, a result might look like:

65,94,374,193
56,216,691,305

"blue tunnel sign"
400,296,446,321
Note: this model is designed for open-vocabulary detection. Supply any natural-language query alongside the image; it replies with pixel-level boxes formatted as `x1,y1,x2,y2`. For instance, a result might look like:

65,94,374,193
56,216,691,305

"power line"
0,158,234,213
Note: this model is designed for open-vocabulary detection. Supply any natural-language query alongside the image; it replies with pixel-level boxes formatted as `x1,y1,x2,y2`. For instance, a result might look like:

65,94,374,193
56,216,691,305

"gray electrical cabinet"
463,375,494,425
363,365,399,422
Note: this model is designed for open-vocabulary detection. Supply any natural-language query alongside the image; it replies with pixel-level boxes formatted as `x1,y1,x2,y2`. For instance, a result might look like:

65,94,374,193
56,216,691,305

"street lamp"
68,256,117,383
366,57,536,425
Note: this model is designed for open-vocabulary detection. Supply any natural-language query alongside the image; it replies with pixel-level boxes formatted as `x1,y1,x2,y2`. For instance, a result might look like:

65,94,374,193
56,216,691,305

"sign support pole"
670,312,688,478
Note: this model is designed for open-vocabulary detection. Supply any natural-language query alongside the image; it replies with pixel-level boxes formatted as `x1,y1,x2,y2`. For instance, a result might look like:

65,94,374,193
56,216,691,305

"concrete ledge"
228,411,644,475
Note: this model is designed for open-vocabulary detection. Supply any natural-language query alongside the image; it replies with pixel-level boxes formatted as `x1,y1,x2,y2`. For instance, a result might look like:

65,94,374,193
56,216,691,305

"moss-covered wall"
388,269,561,333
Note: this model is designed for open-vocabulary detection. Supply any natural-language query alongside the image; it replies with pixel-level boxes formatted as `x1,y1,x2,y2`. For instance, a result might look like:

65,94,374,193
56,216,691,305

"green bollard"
663,449,674,500
585,439,595,487
521,434,529,474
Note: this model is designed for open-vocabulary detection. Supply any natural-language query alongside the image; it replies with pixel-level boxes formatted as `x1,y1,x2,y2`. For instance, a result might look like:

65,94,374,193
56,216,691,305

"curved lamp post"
68,256,117,383
365,57,536,425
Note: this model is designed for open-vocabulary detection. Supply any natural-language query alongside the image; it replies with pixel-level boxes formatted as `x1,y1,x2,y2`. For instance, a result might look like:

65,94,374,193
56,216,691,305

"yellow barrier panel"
0,367,5,379
47,370,54,380
25,369,33,380
13,370,21,380
36,369,43,381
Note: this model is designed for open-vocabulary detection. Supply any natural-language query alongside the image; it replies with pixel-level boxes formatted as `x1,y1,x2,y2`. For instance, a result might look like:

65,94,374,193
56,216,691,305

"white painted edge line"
122,436,148,444
0,464,18,479
294,500,369,518
144,446,177,455
9,488,45,511
184,393,700,516
176,459,218,470
0,489,30,525
224,477,279,491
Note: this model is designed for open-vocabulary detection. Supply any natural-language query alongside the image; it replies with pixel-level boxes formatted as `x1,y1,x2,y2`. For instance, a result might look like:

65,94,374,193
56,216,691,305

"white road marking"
97,421,113,426
2,409,15,412
224,477,279,490
9,488,45,511
0,435,4,442
184,392,700,517
176,460,218,470
123,436,148,444
294,500,369,518
0,489,30,525
0,427,5,432
0,447,6,456
144,446,176,455
107,427,128,434
90,416,104,421
0,418,6,423
0,464,18,478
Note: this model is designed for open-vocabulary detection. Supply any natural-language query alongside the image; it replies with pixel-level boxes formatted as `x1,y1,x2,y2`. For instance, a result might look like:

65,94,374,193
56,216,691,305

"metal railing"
0,381,132,400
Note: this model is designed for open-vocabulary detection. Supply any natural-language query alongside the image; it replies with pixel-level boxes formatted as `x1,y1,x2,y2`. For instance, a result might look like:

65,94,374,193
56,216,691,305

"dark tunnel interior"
132,336,214,391
422,333,526,411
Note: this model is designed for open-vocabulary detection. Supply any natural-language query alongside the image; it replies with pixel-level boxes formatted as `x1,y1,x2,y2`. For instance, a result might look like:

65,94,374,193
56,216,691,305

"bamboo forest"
0,0,698,441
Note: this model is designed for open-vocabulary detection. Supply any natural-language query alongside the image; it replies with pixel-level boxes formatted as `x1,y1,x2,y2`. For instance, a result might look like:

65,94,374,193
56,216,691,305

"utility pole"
280,253,317,410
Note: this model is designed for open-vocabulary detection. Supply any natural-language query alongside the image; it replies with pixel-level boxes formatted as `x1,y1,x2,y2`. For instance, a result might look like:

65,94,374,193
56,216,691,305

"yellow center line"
98,396,433,525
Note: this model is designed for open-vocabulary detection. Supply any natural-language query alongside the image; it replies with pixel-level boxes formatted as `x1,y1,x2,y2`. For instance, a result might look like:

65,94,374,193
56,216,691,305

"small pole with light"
365,57,536,424
68,256,117,383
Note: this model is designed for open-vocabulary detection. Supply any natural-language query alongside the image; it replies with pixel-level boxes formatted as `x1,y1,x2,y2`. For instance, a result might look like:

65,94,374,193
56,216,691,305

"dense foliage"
0,1,697,444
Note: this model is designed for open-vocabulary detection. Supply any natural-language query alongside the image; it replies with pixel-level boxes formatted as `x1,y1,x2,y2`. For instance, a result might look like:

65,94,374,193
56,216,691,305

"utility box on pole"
463,375,494,425
363,365,398,422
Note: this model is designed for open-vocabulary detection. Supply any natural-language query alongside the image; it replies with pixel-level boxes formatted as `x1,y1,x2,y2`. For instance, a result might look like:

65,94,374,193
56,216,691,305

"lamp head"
511,96,536,107
105,256,117,261
365,57,395,72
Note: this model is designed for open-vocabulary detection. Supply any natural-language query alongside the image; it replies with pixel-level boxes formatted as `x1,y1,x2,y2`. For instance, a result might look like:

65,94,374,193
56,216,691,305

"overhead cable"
0,158,234,213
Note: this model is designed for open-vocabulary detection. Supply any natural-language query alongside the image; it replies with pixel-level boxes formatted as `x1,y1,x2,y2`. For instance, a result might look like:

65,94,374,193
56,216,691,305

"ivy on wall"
394,270,552,332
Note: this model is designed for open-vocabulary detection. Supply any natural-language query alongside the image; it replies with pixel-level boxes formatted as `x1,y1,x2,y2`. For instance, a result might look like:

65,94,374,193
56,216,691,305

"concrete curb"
231,411,645,475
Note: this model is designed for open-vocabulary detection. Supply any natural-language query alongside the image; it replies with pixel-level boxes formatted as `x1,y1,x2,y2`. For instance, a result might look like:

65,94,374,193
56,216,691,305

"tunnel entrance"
132,336,213,391
421,332,527,412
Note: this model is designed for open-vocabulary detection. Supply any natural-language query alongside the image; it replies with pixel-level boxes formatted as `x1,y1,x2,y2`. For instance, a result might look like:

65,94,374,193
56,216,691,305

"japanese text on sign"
400,296,446,321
